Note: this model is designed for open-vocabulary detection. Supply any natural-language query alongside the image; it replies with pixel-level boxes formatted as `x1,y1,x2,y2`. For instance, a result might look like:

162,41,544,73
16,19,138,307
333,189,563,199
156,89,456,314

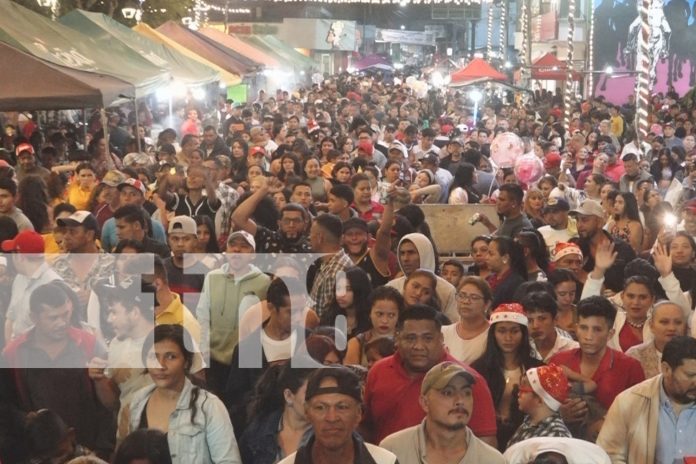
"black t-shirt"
162,257,208,313
166,192,220,223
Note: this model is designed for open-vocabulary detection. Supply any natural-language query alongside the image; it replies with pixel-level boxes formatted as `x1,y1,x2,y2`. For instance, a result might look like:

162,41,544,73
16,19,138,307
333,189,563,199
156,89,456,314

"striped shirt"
507,413,572,448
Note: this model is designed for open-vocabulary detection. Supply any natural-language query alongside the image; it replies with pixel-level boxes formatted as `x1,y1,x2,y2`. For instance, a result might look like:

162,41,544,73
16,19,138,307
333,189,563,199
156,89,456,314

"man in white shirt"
538,198,577,254
522,292,579,362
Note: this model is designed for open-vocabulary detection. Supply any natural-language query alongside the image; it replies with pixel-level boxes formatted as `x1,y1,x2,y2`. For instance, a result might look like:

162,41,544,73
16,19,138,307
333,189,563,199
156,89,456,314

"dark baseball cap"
305,366,362,404
56,211,98,231
542,197,570,213
342,217,369,233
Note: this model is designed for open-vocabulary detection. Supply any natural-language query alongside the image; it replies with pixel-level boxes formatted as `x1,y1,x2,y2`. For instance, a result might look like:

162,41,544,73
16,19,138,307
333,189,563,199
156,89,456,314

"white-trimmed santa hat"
489,303,528,326
525,364,569,411
551,242,583,263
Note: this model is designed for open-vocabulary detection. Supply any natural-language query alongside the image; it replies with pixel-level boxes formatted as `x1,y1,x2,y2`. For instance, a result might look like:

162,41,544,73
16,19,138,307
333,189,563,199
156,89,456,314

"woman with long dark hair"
319,267,373,339
448,162,481,204
193,215,220,253
468,235,492,279
650,148,684,193
516,230,550,281
277,153,302,186
486,237,528,308
230,138,249,183
240,363,315,464
120,324,241,463
471,304,543,451
607,191,643,253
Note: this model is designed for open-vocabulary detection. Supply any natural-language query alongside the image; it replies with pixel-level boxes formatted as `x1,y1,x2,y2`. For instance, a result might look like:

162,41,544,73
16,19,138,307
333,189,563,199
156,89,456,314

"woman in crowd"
319,267,373,339
570,146,591,180
194,215,220,254
381,160,404,188
472,304,543,451
277,153,302,186
344,286,404,366
537,176,558,201
409,169,441,204
240,364,314,464
303,156,332,204
330,161,353,185
402,268,441,310
119,324,241,464
516,230,550,282
448,163,480,204
626,301,686,378
547,269,579,338
607,192,643,253
468,235,492,279
442,276,493,364
650,148,684,193
337,136,354,157
523,188,546,228
666,231,696,293
486,236,528,308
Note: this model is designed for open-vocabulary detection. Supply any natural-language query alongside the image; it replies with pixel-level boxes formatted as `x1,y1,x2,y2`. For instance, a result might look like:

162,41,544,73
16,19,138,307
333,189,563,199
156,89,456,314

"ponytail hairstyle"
247,362,315,422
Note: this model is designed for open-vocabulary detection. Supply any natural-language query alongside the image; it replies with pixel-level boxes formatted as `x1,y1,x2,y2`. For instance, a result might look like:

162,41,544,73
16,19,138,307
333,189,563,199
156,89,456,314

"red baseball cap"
15,143,34,157
117,178,147,195
544,152,562,170
1,230,45,254
249,146,266,157
357,141,374,156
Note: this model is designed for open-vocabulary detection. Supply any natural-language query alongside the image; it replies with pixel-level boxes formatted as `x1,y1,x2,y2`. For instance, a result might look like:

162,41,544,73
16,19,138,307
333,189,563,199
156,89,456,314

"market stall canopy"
354,54,393,72
449,58,507,87
530,53,583,81
156,21,260,75
0,1,169,98
132,23,240,86
234,34,316,71
0,41,132,110
199,27,280,68
60,10,220,87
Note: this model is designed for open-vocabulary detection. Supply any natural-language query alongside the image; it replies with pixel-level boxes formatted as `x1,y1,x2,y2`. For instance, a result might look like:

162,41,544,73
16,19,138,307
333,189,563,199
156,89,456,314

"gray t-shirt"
496,214,534,238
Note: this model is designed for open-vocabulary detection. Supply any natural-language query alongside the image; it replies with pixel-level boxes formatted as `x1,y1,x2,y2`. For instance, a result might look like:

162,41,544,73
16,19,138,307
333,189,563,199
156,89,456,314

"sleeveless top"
357,251,391,286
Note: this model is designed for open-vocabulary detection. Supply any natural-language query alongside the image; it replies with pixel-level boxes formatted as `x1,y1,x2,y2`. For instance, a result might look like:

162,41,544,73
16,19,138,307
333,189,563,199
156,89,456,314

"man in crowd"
364,305,497,446
197,230,270,394
598,336,696,463
15,143,49,182
479,184,534,238
113,205,170,258
279,367,398,464
101,178,167,252
163,216,206,310
522,292,578,362
308,214,353,317
0,177,33,231
619,153,653,194
550,296,645,418
380,361,505,463
538,198,577,254
232,176,312,253
3,231,61,341
200,125,231,158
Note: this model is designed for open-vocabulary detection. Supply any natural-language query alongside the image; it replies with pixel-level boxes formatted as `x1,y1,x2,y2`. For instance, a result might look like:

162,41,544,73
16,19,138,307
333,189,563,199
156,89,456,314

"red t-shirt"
352,201,385,222
619,323,643,352
363,351,497,444
549,347,645,410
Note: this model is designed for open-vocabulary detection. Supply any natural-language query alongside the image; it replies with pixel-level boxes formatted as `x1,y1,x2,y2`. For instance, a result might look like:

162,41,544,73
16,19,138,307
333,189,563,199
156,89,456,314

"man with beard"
231,175,311,254
380,361,505,463
598,336,696,463
570,199,635,294
341,195,394,286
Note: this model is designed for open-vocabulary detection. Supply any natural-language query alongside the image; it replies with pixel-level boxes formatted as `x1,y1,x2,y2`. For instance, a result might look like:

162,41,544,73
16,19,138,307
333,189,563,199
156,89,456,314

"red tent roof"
531,53,582,81
449,58,506,85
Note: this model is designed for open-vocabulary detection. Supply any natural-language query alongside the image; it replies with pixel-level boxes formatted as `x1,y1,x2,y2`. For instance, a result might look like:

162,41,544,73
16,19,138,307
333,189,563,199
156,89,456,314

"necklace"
627,319,646,329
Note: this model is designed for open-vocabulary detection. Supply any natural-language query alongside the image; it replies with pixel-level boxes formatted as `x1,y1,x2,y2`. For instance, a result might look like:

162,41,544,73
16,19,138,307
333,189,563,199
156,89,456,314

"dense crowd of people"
0,73,696,464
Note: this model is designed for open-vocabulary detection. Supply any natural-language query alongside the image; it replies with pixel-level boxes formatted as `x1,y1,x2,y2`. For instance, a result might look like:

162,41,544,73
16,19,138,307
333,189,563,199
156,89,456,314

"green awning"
60,10,220,87
0,2,170,99
234,34,316,71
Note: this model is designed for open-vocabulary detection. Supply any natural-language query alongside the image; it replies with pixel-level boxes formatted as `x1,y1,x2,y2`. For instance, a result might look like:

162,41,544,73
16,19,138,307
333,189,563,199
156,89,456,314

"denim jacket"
119,378,242,464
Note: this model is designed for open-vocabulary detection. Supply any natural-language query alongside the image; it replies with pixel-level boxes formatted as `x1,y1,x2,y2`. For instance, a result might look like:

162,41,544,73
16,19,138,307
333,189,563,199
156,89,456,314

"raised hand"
653,242,673,277
594,241,617,273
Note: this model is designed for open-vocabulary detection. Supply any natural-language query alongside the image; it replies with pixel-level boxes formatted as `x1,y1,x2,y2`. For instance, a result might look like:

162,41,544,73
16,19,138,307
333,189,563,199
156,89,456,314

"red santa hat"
490,303,528,326
525,364,570,411
551,242,583,263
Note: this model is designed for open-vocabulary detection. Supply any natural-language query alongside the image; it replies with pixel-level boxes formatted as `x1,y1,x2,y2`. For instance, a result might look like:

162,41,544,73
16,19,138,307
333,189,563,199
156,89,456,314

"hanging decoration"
499,0,507,62
487,0,495,59
563,0,576,133
634,0,651,140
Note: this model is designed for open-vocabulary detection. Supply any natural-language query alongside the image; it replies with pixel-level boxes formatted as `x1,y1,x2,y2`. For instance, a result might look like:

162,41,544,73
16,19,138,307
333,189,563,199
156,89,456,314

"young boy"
441,259,465,288
508,365,572,448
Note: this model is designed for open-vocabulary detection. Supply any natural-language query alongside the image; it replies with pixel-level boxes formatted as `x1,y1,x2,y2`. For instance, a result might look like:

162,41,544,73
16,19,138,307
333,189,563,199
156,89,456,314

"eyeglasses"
456,292,484,302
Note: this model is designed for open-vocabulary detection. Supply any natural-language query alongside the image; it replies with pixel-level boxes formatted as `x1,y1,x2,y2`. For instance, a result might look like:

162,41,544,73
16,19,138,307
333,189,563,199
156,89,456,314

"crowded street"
1,0,696,463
